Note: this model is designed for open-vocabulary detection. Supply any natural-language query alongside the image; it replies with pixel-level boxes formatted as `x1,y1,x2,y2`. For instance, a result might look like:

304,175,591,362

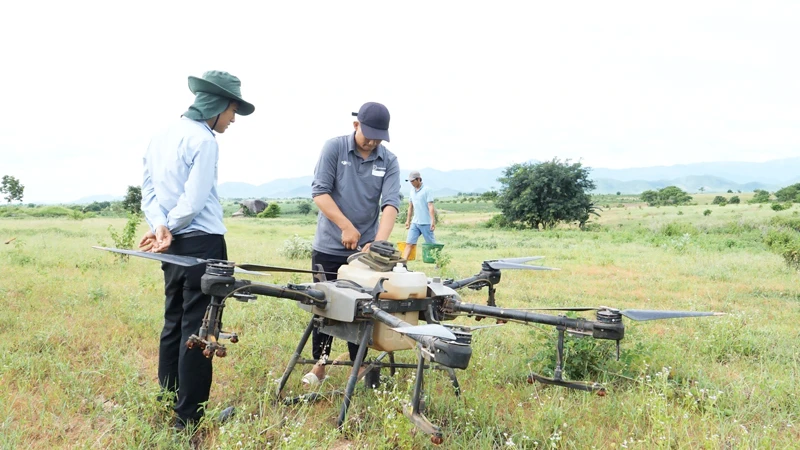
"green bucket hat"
187,70,255,116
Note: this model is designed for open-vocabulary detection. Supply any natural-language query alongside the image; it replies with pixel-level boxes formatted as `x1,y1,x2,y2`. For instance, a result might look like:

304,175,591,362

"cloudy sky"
2,0,798,203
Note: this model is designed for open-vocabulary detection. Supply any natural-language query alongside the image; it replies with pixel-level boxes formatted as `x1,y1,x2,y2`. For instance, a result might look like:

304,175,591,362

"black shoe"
171,418,187,432
364,368,381,389
219,406,235,424
171,417,197,433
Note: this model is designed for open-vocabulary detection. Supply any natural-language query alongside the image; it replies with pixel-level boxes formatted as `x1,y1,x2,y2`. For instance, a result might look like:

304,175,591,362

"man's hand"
341,225,361,251
138,231,156,252
405,220,410,229
147,225,173,253
430,223,436,231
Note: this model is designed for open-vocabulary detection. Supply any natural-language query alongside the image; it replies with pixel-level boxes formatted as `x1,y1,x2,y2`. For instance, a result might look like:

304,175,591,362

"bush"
279,235,313,260
772,203,791,212
258,203,281,218
749,189,771,204
107,213,143,261
483,214,523,229
703,209,712,216
729,196,740,204
712,196,727,205
764,228,800,269
297,202,312,215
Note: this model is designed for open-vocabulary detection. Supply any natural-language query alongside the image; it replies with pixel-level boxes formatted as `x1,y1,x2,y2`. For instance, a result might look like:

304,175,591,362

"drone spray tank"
337,253,428,352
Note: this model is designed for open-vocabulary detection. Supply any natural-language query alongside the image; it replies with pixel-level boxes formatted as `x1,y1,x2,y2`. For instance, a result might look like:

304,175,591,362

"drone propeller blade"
517,306,600,312
93,246,207,267
235,263,339,276
620,310,725,321
234,267,270,276
496,256,545,264
486,261,560,271
391,324,457,341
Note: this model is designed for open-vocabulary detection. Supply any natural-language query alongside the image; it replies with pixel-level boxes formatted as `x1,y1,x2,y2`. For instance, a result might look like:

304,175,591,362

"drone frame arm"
447,300,625,341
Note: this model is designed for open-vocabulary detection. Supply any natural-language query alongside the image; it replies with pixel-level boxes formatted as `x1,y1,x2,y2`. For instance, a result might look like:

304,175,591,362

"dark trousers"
158,234,227,422
311,250,360,361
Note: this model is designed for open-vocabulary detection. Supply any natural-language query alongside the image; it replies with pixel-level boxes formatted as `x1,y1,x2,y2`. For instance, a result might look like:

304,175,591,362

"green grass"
2,202,800,448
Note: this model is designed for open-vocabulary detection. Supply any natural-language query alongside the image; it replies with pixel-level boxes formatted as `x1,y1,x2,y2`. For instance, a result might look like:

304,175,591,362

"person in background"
139,70,255,431
401,170,436,261
304,102,400,385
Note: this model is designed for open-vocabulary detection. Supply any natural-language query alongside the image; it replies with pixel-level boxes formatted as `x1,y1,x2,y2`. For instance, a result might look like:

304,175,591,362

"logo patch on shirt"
341,161,351,166
372,165,386,177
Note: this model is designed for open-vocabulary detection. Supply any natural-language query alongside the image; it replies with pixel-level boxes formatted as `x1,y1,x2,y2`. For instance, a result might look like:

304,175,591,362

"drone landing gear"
526,326,607,396
404,345,444,444
275,317,458,444
186,295,238,359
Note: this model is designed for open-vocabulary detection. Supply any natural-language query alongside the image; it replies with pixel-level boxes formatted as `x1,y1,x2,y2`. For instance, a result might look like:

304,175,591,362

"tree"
729,196,740,204
699,187,706,193
640,190,658,205
496,158,599,229
641,186,693,206
297,201,312,215
712,195,727,205
122,185,142,214
775,183,800,203
749,189,770,204
0,175,24,203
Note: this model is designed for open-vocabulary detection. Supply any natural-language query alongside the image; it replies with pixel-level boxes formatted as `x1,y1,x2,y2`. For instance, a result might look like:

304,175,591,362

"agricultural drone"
95,242,721,444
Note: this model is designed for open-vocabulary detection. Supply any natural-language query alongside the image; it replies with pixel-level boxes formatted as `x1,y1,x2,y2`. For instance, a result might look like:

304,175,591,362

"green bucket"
421,243,444,263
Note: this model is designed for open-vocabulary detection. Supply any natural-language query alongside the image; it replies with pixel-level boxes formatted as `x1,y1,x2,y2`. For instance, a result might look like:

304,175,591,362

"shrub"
764,228,800,269
703,209,712,216
772,203,791,212
279,235,313,260
712,196,727,205
258,203,281,218
107,213,143,261
297,202,312,215
728,196,740,204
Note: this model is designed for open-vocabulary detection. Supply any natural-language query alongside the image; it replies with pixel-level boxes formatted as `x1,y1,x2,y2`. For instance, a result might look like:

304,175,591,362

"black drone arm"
449,300,624,341
242,281,328,307
444,274,492,290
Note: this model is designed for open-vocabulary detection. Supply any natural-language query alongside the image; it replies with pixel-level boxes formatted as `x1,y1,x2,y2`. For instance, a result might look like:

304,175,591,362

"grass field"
2,200,799,449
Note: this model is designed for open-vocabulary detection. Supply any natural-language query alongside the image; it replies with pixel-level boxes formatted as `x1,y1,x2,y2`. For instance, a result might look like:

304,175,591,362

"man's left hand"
430,223,436,231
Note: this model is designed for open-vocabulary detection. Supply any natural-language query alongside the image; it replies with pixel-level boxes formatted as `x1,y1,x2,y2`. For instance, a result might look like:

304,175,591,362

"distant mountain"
594,176,777,195
588,158,800,184
71,194,122,204
66,158,799,203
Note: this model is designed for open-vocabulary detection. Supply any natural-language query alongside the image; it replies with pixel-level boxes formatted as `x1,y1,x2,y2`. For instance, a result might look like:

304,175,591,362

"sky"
1,0,798,203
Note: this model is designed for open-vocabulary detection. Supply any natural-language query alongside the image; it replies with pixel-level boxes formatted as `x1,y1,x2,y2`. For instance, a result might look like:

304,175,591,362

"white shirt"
141,117,226,236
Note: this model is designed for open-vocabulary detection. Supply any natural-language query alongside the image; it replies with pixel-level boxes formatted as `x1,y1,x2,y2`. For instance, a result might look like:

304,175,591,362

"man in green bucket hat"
138,70,254,431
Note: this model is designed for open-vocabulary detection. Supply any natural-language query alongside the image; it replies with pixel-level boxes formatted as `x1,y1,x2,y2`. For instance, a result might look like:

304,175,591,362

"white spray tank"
337,259,428,351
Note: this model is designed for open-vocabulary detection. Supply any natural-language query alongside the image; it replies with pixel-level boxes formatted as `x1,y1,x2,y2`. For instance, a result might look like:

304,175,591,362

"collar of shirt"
414,182,424,192
347,132,385,162
182,116,216,138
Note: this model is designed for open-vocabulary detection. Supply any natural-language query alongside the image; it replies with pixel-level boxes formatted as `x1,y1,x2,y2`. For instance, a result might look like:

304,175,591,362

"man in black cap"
138,70,254,430
304,102,401,385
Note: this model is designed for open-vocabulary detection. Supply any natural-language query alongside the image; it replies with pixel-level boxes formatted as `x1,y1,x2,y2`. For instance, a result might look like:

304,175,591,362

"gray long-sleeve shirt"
311,133,400,256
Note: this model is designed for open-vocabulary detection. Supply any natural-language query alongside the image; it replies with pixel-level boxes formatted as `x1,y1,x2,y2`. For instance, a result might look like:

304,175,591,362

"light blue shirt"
409,184,434,224
141,117,226,236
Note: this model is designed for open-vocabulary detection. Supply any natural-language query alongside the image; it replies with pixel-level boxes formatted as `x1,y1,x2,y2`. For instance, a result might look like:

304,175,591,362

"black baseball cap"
352,102,390,142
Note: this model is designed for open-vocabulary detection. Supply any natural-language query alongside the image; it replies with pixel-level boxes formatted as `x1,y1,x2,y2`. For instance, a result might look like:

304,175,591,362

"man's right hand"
405,221,410,229
341,225,361,250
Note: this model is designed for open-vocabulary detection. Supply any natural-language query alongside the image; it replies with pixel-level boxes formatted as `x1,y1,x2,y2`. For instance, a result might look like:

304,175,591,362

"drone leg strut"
404,345,444,443
276,316,316,398
337,322,373,431
445,367,460,397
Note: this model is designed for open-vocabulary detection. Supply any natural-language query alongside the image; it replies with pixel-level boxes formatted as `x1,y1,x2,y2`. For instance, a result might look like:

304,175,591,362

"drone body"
93,244,721,443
